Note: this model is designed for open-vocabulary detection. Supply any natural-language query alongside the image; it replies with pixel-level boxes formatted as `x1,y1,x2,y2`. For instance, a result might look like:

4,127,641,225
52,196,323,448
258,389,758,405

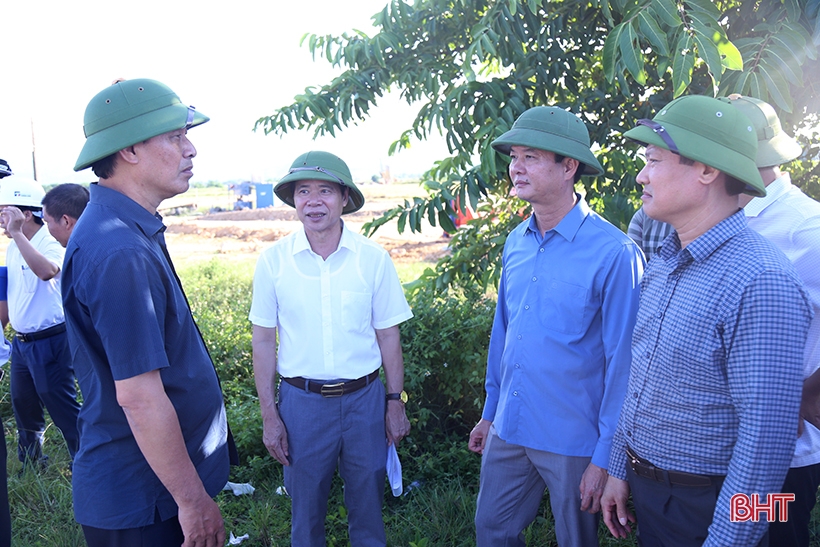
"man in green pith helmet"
468,106,645,547
65,78,235,547
250,151,413,546
602,95,812,547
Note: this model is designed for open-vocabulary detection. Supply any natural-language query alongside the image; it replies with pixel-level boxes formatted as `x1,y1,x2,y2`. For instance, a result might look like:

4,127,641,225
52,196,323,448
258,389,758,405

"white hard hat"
0,176,45,208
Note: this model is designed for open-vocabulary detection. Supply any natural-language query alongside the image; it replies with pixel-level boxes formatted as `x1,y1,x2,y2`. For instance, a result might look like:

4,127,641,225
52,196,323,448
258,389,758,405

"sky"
0,0,449,185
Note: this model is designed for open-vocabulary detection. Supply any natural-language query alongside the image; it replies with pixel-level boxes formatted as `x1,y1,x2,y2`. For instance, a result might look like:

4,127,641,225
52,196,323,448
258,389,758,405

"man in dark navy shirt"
64,78,232,547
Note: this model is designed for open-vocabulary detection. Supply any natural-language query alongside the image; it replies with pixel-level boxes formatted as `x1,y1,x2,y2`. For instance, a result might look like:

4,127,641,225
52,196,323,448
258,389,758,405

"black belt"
627,446,720,487
16,323,66,343
281,370,379,398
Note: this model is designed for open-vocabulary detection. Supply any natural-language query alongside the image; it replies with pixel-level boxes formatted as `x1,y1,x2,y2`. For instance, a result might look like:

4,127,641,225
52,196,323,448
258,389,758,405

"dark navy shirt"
62,184,230,529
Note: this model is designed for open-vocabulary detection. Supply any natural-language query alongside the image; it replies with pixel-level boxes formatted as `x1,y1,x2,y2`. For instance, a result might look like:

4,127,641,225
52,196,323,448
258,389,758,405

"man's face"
636,144,704,227
42,206,71,247
133,128,197,202
293,180,348,236
508,146,575,206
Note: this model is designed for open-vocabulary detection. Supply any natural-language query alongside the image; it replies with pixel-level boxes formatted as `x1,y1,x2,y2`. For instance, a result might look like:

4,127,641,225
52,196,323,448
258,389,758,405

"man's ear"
117,146,139,166
563,157,580,180
62,214,76,230
697,163,722,186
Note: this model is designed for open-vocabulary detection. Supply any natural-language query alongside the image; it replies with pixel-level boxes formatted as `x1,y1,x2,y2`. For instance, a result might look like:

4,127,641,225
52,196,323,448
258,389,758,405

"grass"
3,258,819,545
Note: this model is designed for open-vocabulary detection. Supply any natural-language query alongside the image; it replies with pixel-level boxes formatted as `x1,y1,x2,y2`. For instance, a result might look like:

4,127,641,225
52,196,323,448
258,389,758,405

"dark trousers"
10,332,80,463
627,463,768,547
82,515,184,547
768,462,820,547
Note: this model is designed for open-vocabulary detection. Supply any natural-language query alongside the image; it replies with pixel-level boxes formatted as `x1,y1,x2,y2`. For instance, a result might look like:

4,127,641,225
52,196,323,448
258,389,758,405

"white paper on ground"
387,443,402,497
222,481,255,496
229,531,250,545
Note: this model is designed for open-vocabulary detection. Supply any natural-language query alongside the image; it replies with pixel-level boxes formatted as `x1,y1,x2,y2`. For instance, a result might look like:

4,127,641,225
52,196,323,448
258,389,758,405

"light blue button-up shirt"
483,196,644,468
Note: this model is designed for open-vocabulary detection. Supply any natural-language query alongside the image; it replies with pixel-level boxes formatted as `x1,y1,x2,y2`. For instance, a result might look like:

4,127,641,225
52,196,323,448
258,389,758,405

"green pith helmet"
274,151,364,214
727,94,802,168
491,106,604,176
74,78,209,172
624,95,765,197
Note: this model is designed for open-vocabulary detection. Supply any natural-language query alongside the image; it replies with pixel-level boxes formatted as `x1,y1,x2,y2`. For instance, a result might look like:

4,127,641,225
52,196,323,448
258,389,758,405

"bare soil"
161,183,450,266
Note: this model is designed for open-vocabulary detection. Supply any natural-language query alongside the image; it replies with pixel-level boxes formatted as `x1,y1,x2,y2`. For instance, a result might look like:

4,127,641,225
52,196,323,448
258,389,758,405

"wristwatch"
386,391,408,403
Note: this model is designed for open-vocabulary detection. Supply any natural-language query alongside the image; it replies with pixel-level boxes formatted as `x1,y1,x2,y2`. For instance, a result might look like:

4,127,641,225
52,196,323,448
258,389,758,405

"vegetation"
255,0,820,291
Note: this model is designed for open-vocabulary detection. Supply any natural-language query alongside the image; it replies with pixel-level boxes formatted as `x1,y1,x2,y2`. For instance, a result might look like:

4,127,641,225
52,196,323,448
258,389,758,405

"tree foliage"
256,0,820,291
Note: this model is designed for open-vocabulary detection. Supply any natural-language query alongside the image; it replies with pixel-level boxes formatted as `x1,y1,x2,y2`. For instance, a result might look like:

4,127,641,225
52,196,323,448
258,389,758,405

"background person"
250,151,412,547
65,78,233,547
0,176,80,469
468,106,644,547
728,93,820,547
42,184,90,247
602,95,812,547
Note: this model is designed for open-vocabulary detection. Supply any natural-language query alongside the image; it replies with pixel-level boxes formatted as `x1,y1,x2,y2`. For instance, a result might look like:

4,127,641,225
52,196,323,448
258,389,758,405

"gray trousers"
279,378,387,547
475,427,599,547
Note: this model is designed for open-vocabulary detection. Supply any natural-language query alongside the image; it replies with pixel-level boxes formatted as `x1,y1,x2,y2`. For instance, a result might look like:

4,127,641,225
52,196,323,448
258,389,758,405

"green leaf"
602,23,624,83
651,0,682,27
718,41,743,72
618,23,647,85
685,0,721,19
692,25,724,79
672,32,694,96
758,62,794,112
638,12,670,56
764,44,803,86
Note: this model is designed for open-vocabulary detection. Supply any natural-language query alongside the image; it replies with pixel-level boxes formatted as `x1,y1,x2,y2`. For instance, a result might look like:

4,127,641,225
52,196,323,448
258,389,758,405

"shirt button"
632,392,638,398
627,431,633,437
532,276,537,282
644,351,651,359
656,311,663,318
539,248,544,253
524,305,530,310
513,391,518,396
517,335,522,340
515,363,521,369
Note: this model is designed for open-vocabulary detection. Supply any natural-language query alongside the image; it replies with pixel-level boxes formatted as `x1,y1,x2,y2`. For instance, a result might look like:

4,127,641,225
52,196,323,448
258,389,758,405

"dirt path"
162,183,450,266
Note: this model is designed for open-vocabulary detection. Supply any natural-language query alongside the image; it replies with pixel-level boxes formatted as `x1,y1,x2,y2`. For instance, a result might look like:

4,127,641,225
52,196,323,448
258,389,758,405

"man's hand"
262,413,290,466
385,400,410,446
579,462,608,513
178,495,225,547
0,207,25,237
601,476,635,539
468,419,492,454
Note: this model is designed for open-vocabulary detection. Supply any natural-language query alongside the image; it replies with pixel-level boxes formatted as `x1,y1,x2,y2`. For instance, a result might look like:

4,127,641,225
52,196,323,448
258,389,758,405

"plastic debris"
229,532,250,545
222,481,255,496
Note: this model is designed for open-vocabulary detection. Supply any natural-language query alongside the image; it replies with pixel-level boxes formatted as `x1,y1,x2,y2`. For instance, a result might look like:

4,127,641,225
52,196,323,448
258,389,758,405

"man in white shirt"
729,94,820,547
0,176,80,469
249,151,413,547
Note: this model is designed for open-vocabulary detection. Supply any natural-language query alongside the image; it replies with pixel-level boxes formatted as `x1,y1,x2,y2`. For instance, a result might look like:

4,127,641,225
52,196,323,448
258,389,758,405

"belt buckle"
320,382,345,398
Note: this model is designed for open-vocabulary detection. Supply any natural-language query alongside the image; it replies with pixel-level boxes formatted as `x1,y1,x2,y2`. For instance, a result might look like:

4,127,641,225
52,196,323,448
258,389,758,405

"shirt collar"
524,193,589,242
89,183,165,238
743,172,791,218
660,209,747,264
291,220,357,256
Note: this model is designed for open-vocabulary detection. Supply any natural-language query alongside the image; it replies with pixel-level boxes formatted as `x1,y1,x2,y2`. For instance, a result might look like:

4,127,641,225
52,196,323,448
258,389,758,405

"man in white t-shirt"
0,176,80,469
729,94,820,547
249,151,413,547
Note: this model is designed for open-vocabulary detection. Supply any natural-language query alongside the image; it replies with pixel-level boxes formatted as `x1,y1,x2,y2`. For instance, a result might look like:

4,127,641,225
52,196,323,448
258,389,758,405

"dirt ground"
161,183,451,266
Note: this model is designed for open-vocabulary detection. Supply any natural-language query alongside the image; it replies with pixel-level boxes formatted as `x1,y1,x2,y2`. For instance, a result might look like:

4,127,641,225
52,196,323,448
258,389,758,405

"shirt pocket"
541,279,590,335
18,266,38,294
341,291,372,333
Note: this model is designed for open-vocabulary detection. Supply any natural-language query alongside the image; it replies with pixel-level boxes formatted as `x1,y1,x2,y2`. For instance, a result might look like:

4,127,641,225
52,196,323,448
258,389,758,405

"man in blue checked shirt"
468,106,644,547
601,95,813,547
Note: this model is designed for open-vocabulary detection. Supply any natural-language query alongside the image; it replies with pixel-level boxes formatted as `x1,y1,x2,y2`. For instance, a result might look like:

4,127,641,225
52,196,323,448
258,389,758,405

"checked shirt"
610,209,812,547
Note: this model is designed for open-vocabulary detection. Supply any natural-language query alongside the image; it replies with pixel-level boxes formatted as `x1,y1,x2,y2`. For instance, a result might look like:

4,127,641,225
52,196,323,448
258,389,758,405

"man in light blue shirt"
468,106,644,547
